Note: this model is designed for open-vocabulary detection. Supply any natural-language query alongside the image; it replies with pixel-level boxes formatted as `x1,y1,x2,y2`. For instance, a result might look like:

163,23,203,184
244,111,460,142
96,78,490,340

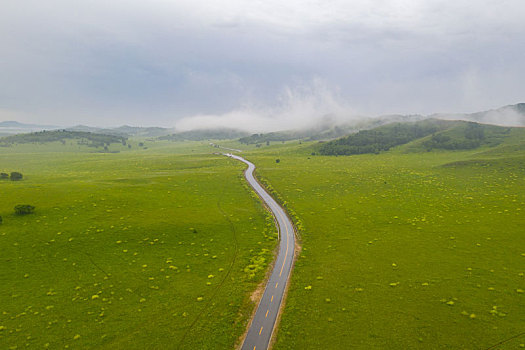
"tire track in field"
176,180,240,349
484,332,525,349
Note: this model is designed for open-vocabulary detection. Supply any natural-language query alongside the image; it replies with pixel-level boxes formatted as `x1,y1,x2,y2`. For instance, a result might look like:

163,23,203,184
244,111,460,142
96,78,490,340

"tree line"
318,121,443,155
0,130,127,148
318,120,510,155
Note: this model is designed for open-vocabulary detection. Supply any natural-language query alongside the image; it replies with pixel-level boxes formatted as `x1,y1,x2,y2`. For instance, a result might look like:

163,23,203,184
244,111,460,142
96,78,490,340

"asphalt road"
226,154,295,350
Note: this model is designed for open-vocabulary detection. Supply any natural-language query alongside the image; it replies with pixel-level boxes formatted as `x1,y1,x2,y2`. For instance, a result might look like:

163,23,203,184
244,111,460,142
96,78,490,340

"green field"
0,141,277,349
243,138,525,349
2,128,524,349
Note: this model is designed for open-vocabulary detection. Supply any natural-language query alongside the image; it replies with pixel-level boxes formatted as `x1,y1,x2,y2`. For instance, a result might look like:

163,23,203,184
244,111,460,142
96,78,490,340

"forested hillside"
318,119,520,155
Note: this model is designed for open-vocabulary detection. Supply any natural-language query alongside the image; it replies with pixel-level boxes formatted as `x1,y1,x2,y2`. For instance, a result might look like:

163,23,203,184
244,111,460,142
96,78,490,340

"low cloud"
175,80,358,132
478,108,524,127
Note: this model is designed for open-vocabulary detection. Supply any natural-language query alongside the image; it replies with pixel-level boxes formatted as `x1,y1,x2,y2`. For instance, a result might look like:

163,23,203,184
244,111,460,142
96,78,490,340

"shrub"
14,204,35,215
0,215,2,224
10,172,23,181
0,172,8,179
276,159,280,163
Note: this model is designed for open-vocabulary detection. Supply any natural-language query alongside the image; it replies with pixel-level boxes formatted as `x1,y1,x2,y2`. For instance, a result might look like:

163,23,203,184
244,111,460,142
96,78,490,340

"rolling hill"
317,119,524,155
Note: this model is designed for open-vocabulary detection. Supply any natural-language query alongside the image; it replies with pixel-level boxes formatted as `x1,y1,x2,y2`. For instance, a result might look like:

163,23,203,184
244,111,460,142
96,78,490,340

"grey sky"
1,0,524,130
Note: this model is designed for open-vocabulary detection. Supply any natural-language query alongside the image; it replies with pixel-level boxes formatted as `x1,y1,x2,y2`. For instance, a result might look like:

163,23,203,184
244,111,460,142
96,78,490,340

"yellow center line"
242,161,296,350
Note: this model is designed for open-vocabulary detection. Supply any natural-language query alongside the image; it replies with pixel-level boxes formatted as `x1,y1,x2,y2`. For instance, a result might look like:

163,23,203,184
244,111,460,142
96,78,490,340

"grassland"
242,136,525,349
0,140,277,349
3,127,524,349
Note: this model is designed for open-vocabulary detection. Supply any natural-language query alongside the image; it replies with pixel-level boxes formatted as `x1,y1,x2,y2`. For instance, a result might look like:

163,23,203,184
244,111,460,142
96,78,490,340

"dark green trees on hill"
421,122,508,151
318,120,512,155
319,120,444,155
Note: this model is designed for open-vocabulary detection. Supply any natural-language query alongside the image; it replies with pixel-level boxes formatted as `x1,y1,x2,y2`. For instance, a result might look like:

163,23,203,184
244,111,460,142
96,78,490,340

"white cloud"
0,0,524,126
175,79,357,132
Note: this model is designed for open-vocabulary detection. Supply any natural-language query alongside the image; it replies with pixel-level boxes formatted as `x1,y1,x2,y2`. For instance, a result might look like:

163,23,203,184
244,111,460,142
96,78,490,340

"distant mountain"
236,104,524,144
239,130,310,144
0,121,56,128
159,128,250,141
66,125,116,134
432,103,525,126
112,125,174,137
2,103,522,141
66,125,174,137
0,121,60,135
0,121,174,138
238,114,428,144
0,130,126,148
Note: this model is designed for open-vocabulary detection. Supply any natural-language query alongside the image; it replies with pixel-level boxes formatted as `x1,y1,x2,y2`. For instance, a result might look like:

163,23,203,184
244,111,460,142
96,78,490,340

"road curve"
226,153,295,350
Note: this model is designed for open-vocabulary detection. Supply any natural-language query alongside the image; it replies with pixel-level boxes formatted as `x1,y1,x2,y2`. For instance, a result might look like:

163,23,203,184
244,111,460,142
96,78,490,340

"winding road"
225,153,295,350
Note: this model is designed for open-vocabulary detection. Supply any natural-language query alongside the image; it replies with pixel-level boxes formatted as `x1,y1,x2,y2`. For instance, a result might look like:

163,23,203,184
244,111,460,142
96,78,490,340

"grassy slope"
318,119,518,156
0,141,277,349
244,139,525,349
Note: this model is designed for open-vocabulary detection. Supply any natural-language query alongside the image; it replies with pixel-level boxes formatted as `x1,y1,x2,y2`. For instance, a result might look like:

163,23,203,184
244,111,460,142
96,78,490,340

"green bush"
0,172,8,179
14,204,35,215
10,172,23,181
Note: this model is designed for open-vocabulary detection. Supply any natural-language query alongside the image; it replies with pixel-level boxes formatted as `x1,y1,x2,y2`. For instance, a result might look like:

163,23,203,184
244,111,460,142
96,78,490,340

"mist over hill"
174,102,525,135
231,103,525,144
433,103,525,126
0,121,60,136
1,103,523,141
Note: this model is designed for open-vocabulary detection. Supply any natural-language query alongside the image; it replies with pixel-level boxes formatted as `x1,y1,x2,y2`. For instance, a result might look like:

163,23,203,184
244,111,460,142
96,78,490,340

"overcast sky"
1,0,524,130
